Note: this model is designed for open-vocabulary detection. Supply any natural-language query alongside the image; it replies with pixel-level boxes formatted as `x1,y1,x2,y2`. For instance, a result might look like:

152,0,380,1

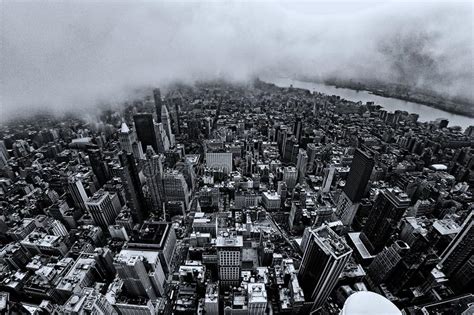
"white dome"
341,291,401,315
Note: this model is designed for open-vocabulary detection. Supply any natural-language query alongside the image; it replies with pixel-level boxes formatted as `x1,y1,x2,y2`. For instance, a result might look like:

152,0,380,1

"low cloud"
1,1,472,121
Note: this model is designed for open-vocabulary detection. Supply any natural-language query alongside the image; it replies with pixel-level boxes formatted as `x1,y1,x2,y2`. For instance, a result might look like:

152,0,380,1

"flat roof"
347,232,375,259
216,234,243,247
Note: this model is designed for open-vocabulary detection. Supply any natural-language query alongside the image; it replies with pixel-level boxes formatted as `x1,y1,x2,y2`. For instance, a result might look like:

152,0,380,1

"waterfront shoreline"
306,78,474,118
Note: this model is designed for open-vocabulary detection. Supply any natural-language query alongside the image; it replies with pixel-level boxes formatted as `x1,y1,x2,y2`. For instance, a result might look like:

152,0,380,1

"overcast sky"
1,0,472,121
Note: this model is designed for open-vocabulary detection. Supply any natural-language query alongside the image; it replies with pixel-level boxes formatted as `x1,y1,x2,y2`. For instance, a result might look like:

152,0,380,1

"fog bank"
1,1,472,121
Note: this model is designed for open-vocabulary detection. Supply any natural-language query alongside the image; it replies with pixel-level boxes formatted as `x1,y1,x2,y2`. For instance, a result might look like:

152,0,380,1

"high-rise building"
321,164,336,193
438,211,473,292
343,148,374,201
119,152,147,224
85,190,121,230
142,147,164,213
63,287,117,315
67,175,89,211
204,283,219,315
114,254,158,300
0,140,9,167
154,122,170,153
298,225,352,311
296,149,308,183
361,187,411,253
153,88,162,123
161,104,175,147
306,143,318,174
283,166,297,190
336,148,374,226
217,232,243,288
87,149,110,187
248,283,267,315
50,220,69,237
133,113,158,152
367,240,410,286
162,170,191,211
119,122,144,159
206,152,233,174
293,116,303,143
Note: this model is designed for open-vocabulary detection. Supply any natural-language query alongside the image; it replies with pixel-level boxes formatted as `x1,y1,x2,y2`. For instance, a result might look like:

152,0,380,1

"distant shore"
297,77,474,118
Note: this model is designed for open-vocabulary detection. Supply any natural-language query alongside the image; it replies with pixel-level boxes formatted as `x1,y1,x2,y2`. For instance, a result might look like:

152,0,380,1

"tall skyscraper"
206,152,233,174
162,169,191,210
321,164,336,193
154,121,170,153
67,176,89,211
438,211,473,292
298,225,352,311
63,287,117,315
161,104,175,147
217,232,243,288
119,152,147,224
204,283,219,315
119,122,144,159
336,148,374,225
142,147,164,213
114,253,158,300
367,240,410,286
85,190,120,230
0,140,9,167
361,187,411,253
248,283,268,315
296,148,308,183
293,116,303,143
153,88,162,123
133,113,159,152
306,143,318,174
283,166,297,190
87,148,110,187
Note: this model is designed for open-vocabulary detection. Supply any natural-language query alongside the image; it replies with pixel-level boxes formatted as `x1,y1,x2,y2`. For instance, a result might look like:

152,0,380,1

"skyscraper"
87,148,110,187
0,140,9,168
119,122,143,159
296,148,308,183
85,190,120,230
336,148,374,225
217,232,243,288
154,121,170,153
298,225,352,311
161,104,175,147
114,253,158,300
153,88,162,123
206,152,233,174
133,113,158,152
119,152,147,224
283,166,297,190
361,187,411,253
367,240,410,286
438,211,473,292
142,147,164,213
293,116,303,143
63,287,117,315
67,176,89,211
162,169,191,210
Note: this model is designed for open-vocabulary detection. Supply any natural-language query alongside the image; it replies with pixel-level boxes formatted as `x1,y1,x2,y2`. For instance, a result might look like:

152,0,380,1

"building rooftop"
313,225,352,258
248,283,267,304
348,232,375,260
216,232,243,248
433,219,461,235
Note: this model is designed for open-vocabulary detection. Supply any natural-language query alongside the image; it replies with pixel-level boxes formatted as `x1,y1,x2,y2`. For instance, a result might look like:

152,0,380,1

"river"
268,78,473,130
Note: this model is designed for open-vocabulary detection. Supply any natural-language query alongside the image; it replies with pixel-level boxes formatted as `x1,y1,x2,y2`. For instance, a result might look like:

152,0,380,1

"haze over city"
1,1,473,121
0,1,474,314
